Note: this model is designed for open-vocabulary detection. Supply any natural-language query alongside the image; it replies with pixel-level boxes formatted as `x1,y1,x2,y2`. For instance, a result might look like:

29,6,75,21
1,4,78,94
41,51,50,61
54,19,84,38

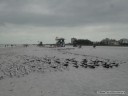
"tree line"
71,38,128,46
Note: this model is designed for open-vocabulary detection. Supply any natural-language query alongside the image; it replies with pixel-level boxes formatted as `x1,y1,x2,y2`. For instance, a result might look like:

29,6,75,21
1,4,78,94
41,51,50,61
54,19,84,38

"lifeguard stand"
55,37,65,47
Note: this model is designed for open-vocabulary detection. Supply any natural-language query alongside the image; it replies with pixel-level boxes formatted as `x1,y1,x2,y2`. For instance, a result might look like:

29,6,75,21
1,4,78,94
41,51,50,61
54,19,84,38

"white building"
71,38,77,44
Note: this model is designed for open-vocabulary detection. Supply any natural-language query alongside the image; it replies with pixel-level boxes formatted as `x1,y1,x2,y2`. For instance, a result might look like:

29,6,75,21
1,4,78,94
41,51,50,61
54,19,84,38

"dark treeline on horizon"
1,37,128,47
70,38,128,46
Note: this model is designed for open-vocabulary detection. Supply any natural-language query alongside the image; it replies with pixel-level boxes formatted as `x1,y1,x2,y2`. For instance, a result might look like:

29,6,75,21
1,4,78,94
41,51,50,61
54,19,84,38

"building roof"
56,37,65,40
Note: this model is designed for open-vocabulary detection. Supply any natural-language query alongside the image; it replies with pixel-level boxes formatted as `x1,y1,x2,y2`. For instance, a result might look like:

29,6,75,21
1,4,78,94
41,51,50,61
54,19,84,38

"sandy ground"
0,45,128,96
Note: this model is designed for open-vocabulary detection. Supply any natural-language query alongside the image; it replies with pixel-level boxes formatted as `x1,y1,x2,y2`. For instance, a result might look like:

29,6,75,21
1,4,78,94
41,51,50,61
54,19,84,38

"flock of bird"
0,54,120,80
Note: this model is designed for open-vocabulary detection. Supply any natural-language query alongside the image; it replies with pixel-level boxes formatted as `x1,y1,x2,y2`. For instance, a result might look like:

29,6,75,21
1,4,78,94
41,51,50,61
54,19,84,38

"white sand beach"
0,45,128,96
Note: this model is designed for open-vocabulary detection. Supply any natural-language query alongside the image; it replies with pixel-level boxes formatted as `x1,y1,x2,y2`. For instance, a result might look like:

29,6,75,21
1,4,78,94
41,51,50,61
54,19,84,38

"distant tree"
100,38,110,45
119,38,128,46
100,38,119,46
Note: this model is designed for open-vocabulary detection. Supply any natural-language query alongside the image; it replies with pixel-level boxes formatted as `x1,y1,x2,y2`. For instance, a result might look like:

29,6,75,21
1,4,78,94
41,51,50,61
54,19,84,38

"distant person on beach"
93,44,96,48
24,44,28,47
78,45,82,48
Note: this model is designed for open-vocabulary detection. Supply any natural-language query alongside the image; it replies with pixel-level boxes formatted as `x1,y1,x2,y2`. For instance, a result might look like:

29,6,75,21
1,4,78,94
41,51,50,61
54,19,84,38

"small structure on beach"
55,37,65,47
71,38,77,47
37,41,44,47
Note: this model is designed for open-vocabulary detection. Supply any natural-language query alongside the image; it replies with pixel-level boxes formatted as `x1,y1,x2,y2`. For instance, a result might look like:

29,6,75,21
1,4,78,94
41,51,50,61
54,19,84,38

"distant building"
71,38,93,46
71,38,77,47
71,38,77,44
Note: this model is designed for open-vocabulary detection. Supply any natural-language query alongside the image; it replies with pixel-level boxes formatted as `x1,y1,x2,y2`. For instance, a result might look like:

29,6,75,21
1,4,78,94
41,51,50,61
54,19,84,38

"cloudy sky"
0,0,128,44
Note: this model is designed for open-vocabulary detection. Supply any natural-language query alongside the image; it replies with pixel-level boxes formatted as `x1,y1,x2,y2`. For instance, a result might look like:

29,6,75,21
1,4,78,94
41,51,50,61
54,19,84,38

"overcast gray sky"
0,0,128,44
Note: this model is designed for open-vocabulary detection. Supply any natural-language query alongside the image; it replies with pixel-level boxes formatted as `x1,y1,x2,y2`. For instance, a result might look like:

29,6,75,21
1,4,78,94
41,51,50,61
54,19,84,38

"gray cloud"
0,0,128,44
0,0,128,27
